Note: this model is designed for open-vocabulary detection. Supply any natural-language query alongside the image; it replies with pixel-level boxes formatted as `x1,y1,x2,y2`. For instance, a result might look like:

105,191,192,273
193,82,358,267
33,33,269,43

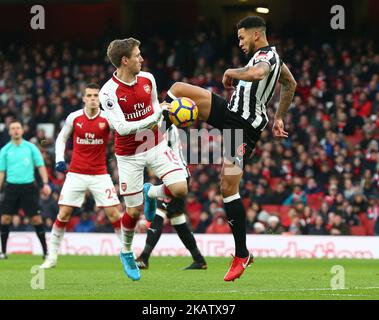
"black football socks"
223,195,249,258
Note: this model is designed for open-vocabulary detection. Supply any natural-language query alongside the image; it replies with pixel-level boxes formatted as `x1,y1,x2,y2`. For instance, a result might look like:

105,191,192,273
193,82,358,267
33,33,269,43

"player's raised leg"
163,82,212,124
144,140,188,220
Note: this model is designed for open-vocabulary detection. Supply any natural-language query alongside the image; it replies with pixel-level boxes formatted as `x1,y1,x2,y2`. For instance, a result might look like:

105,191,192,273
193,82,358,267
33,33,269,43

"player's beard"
247,41,256,56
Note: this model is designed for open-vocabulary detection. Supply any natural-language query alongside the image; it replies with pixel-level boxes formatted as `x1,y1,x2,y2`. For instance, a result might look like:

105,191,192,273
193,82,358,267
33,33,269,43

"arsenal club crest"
121,182,127,192
99,122,106,129
144,84,151,94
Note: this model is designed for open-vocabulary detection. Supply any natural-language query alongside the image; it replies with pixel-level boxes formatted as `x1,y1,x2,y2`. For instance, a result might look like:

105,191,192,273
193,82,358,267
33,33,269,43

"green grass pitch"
0,255,379,300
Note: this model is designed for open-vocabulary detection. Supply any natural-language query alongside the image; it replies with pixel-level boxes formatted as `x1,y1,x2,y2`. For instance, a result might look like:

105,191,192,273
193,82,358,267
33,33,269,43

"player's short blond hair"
107,38,141,68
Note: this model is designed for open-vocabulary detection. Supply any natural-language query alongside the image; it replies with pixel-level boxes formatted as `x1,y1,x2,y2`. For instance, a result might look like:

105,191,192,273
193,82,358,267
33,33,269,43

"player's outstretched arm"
222,62,270,88
272,63,297,138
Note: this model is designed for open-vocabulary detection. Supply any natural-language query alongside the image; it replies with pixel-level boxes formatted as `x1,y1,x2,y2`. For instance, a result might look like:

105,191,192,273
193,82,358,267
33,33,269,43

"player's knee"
170,213,186,226
170,183,188,199
105,207,121,222
127,206,143,219
220,181,237,197
58,209,72,221
170,82,186,96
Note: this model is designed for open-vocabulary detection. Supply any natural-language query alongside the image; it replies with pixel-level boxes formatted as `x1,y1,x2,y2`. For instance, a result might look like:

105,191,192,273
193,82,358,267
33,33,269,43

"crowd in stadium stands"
0,32,378,236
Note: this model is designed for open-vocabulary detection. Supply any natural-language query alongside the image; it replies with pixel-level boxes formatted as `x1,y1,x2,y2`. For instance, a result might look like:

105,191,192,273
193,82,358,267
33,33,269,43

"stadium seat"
307,193,324,211
279,205,291,228
268,177,282,190
364,219,376,236
262,205,280,214
350,225,367,236
358,213,369,228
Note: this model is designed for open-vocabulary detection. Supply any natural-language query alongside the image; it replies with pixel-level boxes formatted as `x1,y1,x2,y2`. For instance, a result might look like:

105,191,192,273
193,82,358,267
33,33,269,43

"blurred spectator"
74,212,96,233
205,211,231,234
253,222,266,235
267,216,285,234
308,215,329,235
283,184,307,206
195,211,212,233
329,214,350,235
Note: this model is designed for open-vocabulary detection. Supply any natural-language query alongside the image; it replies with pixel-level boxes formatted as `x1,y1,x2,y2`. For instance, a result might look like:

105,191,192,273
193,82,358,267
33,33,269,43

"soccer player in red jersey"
162,16,297,281
100,38,188,281
40,83,122,269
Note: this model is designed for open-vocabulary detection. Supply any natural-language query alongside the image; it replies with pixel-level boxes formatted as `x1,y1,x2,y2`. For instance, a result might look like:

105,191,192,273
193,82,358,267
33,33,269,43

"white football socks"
147,184,166,198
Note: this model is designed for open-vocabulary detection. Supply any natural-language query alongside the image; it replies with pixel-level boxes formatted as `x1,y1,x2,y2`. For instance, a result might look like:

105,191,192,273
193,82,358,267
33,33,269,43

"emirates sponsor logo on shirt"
124,104,152,120
76,133,104,145
144,84,151,94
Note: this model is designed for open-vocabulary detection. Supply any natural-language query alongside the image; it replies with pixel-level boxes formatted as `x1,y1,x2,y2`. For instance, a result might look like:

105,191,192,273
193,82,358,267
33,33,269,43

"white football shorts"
116,141,187,207
58,172,120,208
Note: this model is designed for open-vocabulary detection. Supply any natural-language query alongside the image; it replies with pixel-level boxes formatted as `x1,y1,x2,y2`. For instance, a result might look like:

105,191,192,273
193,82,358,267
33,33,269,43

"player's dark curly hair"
237,16,266,30
107,38,141,68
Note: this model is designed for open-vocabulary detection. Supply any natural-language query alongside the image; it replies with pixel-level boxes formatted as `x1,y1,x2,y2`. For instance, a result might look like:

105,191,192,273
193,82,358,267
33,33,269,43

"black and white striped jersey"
227,45,282,131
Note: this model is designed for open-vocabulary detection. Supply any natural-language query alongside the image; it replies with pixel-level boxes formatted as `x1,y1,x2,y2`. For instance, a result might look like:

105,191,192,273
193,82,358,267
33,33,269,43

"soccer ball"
169,97,198,128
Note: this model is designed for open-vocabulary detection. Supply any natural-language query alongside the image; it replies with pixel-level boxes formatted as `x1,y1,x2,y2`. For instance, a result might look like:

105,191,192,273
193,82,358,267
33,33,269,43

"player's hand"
222,69,235,90
272,118,289,138
55,161,67,173
41,183,51,197
160,102,171,111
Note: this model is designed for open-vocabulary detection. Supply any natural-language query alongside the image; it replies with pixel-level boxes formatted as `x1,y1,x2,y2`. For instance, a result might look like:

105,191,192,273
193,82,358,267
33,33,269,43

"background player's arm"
55,115,74,163
100,93,161,136
0,171,5,191
223,62,270,89
0,148,7,191
30,143,51,196
272,63,297,138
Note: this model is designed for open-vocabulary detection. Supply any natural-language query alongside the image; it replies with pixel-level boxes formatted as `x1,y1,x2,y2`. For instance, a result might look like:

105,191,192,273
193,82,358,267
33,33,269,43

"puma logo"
119,96,127,102
76,122,83,129
148,228,157,233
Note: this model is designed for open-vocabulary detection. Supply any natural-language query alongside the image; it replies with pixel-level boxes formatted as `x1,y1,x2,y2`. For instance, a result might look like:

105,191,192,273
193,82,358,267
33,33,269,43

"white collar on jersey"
84,108,100,120
113,71,138,86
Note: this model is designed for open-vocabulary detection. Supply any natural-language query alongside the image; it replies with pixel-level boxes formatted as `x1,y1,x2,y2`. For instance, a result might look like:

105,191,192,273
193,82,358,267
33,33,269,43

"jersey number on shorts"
164,150,179,165
105,188,117,199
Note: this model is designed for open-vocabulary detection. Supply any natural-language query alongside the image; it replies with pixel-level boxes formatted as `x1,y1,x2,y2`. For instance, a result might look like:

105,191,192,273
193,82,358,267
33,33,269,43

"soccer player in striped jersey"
136,125,207,270
161,16,297,281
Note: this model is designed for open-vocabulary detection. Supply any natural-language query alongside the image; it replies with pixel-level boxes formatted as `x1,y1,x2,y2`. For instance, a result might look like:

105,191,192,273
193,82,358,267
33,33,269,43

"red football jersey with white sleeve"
55,109,110,175
99,71,163,156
